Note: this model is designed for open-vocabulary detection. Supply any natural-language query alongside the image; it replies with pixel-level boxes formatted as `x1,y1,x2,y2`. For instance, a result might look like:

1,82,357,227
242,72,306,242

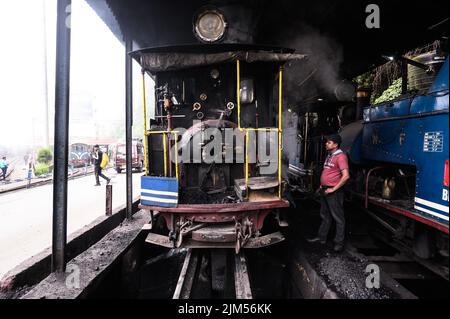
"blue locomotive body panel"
358,57,449,224
141,176,179,208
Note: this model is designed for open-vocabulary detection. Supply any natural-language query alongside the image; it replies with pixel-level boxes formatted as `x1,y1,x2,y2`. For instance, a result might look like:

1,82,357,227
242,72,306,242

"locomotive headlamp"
194,10,227,43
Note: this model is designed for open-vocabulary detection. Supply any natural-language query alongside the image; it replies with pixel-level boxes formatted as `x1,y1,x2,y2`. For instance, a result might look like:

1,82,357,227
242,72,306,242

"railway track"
286,198,449,299
346,211,449,299
172,249,253,299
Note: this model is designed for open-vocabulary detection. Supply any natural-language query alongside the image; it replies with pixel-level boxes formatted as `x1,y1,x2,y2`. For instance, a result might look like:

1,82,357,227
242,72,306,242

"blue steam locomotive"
342,55,448,259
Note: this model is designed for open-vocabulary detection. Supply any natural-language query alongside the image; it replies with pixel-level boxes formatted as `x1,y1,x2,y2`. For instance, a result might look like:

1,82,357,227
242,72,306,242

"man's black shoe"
334,243,344,252
107,179,111,185
94,183,101,186
306,237,326,244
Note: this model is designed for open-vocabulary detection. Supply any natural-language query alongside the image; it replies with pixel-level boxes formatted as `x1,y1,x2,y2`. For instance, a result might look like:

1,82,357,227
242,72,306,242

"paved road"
0,169,142,278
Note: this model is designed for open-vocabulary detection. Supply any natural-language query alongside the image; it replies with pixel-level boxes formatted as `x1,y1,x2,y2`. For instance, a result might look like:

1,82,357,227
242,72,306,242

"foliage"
353,71,374,89
37,147,53,164
34,163,50,176
373,78,403,105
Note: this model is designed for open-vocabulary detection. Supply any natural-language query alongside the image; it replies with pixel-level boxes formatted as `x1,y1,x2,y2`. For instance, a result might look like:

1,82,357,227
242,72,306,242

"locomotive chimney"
355,88,371,121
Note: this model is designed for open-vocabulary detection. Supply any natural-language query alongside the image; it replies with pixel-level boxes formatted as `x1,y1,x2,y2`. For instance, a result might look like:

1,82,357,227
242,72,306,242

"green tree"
37,147,53,164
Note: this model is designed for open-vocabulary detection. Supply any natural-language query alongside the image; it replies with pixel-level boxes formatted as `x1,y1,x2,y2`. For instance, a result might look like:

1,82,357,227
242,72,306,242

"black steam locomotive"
134,5,305,252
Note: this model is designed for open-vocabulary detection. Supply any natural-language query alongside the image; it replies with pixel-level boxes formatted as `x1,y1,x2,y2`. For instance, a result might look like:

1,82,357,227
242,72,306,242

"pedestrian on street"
92,145,111,186
0,157,8,181
307,134,350,252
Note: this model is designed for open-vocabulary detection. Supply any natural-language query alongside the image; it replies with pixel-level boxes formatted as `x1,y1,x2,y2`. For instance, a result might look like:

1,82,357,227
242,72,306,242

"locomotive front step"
234,176,279,202
191,224,236,243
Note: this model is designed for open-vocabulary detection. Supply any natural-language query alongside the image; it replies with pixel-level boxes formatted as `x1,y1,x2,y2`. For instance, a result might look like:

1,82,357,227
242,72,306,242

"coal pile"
315,253,395,299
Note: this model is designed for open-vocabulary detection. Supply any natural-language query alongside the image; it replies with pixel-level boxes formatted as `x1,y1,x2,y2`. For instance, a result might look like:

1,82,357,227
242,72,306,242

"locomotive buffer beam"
145,231,285,249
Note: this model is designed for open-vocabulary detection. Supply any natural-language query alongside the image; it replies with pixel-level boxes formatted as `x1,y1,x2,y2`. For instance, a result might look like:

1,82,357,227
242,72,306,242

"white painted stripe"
141,196,178,204
141,189,178,197
415,197,449,213
414,205,449,221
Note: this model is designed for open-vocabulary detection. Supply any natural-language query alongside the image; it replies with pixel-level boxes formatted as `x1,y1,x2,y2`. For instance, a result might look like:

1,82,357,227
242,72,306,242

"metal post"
125,39,133,220
41,0,50,147
106,185,113,216
52,0,71,273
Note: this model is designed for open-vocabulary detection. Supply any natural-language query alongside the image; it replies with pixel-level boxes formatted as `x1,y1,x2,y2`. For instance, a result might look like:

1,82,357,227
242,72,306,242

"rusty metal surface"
145,231,284,249
145,233,174,248
139,199,289,213
192,224,236,243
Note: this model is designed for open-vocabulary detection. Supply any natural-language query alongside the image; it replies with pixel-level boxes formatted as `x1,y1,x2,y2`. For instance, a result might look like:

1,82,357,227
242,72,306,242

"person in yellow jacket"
92,145,111,186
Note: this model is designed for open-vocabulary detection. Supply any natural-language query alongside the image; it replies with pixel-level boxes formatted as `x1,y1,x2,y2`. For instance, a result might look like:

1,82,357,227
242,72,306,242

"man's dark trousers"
95,166,109,184
318,188,345,245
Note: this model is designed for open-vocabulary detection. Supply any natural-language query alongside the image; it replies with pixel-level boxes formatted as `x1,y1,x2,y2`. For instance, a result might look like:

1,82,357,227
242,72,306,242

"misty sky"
0,0,154,149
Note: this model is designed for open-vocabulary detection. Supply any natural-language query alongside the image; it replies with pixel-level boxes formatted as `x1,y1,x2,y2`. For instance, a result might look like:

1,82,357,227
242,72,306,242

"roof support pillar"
125,39,133,220
52,0,72,273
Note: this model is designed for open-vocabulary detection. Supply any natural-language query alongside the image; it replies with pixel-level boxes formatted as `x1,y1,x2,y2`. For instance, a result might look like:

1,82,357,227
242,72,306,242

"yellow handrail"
244,128,278,132
141,70,149,176
174,132,179,180
237,60,242,130
146,130,180,135
245,130,249,198
278,66,283,199
163,133,167,177
146,130,180,181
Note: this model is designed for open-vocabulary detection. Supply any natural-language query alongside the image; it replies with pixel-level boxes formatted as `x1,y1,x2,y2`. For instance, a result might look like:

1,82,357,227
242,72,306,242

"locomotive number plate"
423,131,444,153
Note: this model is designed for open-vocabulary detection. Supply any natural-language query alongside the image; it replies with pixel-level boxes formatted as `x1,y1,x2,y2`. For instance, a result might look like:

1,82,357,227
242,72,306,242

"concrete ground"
0,169,142,278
